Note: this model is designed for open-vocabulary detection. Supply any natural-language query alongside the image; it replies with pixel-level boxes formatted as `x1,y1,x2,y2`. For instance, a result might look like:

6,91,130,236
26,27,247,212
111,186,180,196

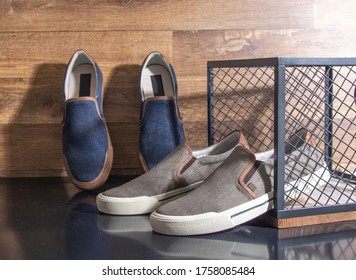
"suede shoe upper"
150,128,331,235
138,51,186,172
62,50,113,190
63,98,109,183
139,97,185,171
97,131,246,215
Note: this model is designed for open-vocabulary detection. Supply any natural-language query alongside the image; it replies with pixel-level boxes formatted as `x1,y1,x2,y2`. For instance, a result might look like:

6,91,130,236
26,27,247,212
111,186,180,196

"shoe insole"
68,64,97,99
141,65,174,99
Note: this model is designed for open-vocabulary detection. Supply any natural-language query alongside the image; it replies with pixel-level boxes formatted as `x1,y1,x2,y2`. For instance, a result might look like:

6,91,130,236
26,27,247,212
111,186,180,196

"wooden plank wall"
0,0,355,177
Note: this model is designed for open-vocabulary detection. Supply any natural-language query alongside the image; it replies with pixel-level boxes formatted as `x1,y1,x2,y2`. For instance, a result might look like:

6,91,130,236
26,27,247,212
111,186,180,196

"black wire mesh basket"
208,57,356,220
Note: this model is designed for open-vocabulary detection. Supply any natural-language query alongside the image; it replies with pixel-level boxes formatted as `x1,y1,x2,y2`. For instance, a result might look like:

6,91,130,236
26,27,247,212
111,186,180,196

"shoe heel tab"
305,130,316,146
219,130,250,150
286,127,315,154
237,130,250,150
138,151,149,173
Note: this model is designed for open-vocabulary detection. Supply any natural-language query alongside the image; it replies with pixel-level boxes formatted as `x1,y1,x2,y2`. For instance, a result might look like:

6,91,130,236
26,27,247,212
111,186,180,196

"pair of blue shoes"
62,50,186,190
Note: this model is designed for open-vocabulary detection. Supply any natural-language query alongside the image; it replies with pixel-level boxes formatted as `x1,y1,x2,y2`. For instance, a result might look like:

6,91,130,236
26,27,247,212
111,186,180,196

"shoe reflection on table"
65,191,109,259
66,191,356,260
150,222,276,260
97,214,276,260
277,222,356,260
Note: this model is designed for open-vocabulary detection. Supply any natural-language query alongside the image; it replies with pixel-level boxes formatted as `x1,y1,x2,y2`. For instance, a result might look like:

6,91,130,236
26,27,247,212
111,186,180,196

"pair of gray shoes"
97,128,330,236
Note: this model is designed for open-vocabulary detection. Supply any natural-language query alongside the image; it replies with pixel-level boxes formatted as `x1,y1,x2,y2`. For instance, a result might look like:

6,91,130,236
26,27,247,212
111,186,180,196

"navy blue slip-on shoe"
62,50,113,190
138,51,186,172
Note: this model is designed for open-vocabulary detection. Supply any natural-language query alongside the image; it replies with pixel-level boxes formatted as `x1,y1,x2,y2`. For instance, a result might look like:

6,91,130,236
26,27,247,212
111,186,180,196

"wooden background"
0,0,355,177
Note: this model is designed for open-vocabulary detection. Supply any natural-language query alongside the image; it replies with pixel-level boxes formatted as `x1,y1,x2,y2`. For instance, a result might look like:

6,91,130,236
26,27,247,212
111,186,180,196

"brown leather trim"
244,161,261,182
139,96,184,127
286,127,315,153
305,130,316,146
140,96,175,121
237,146,258,199
180,157,196,174
238,130,250,149
62,79,112,190
176,143,194,178
137,151,149,173
248,182,257,192
63,97,106,125
63,131,113,190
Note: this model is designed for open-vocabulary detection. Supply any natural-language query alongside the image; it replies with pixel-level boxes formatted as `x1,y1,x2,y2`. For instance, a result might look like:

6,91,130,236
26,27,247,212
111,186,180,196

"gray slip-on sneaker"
96,130,249,215
150,128,330,236
267,128,331,200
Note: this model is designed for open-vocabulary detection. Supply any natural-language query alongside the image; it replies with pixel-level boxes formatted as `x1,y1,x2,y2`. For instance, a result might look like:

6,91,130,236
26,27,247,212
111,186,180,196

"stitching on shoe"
140,96,178,124
64,97,105,122
180,157,196,174
176,143,194,178
237,146,258,199
137,151,149,173
238,130,250,149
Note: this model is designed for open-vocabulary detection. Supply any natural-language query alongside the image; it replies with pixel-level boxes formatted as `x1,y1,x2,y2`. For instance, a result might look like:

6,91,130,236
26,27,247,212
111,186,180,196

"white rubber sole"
150,191,274,236
96,182,201,215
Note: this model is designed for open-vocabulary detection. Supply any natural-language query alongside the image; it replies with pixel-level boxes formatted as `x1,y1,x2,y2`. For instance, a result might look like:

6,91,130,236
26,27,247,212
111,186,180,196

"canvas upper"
150,128,330,235
97,131,247,215
138,51,186,171
62,50,113,190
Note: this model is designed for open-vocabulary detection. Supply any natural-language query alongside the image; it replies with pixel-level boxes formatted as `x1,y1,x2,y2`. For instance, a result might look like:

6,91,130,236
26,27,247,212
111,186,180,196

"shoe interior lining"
141,65,174,99
255,149,275,162
255,128,309,162
192,128,310,163
68,64,97,99
192,133,240,158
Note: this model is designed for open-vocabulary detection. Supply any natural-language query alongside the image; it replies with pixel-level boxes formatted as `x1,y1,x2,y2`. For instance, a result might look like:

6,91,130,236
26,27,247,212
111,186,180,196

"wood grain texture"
0,123,140,177
0,31,173,79
0,0,313,32
173,29,356,77
265,210,356,229
0,0,355,179
271,219,356,239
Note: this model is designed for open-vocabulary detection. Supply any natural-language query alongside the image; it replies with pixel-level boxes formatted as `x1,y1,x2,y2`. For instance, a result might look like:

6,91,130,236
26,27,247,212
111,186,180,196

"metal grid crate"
207,57,356,220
